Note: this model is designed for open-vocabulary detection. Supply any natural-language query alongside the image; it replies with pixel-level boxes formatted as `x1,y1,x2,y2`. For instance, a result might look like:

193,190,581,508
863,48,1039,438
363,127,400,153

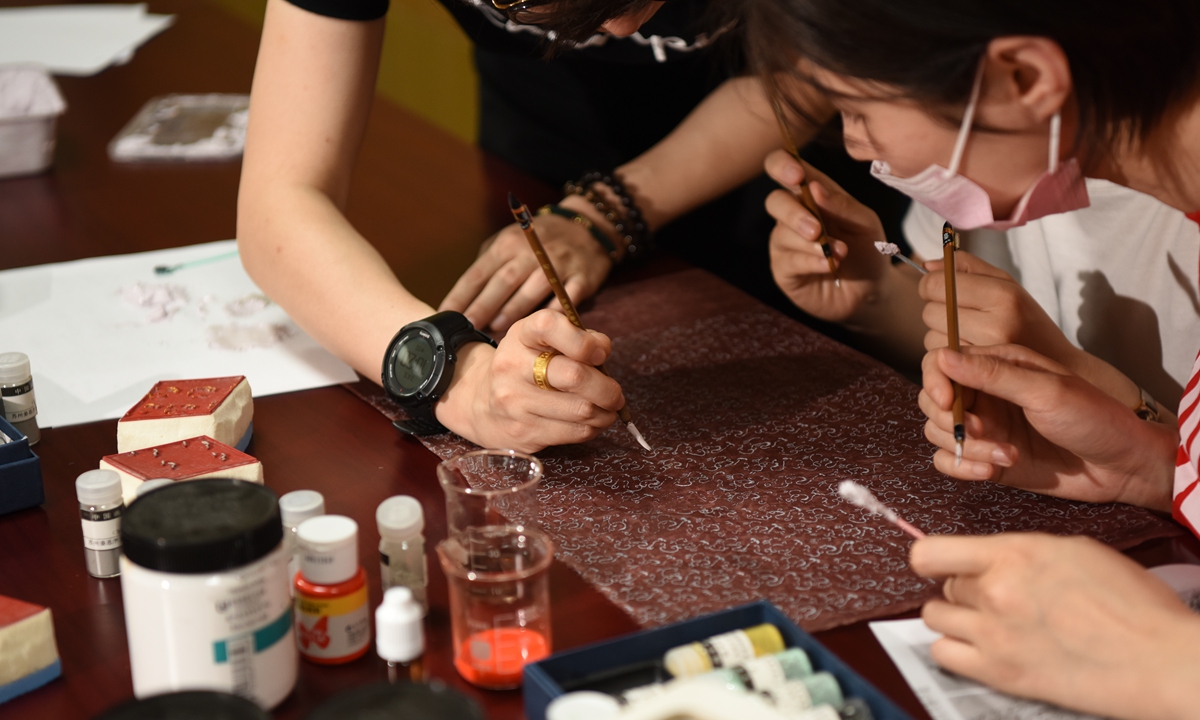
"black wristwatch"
381,311,496,436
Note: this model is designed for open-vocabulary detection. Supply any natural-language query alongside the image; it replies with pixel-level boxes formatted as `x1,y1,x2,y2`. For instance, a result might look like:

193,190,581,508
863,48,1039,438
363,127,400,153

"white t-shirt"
904,178,1200,410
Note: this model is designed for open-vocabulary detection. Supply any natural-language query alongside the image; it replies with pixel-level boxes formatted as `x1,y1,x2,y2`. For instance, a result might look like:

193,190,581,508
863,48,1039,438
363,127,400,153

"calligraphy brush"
942,222,965,467
508,192,652,451
768,95,840,287
838,481,926,539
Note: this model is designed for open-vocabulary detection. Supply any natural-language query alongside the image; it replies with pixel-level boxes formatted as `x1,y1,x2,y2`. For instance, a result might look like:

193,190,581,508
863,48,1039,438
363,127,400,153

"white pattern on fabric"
462,0,729,62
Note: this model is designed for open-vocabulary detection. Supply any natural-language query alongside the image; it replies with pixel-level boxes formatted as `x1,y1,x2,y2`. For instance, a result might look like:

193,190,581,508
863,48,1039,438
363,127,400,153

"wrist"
1113,418,1178,513
1064,348,1144,411
1151,613,1200,720
559,193,627,263
433,341,491,441
564,171,652,258
845,260,907,330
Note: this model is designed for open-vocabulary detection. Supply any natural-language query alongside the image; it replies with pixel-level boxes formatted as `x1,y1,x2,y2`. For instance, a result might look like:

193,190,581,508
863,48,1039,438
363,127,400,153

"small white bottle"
546,691,622,720
375,586,426,683
279,490,324,597
376,496,427,613
75,469,123,578
0,352,39,445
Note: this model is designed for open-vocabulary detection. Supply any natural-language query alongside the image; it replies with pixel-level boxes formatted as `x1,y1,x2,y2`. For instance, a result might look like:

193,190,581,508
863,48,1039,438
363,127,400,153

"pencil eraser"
117,376,253,453
100,436,264,505
0,596,61,704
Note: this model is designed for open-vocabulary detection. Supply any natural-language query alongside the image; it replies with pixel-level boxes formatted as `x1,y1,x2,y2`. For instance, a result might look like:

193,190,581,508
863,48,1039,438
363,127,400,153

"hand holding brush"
508,192,652,451
768,95,840,287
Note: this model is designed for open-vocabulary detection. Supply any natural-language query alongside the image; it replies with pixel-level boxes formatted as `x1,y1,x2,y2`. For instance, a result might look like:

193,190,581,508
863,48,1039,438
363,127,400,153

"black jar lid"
121,479,282,574
304,681,484,720
93,691,269,720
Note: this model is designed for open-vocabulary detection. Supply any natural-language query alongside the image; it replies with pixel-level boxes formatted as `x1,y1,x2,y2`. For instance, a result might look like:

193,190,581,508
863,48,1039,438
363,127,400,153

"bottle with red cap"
294,515,370,664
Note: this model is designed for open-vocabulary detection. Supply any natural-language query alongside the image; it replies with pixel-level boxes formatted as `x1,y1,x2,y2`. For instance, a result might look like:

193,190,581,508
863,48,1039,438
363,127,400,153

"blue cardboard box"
0,416,44,515
524,600,913,720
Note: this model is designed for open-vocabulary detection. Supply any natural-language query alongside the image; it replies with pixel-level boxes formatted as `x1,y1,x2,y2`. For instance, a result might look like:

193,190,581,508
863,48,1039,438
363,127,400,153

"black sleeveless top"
283,0,732,183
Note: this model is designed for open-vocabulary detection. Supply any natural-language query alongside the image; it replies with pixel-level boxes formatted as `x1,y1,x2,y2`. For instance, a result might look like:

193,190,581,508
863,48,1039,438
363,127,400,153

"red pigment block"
0,595,61,704
117,376,253,453
100,435,263,505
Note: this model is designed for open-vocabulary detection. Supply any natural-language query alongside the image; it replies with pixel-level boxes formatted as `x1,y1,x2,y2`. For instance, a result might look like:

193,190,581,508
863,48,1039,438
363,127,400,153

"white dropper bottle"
375,586,425,683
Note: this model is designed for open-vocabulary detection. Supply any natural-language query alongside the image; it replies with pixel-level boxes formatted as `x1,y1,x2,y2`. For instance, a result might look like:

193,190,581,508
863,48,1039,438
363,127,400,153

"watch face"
390,333,436,395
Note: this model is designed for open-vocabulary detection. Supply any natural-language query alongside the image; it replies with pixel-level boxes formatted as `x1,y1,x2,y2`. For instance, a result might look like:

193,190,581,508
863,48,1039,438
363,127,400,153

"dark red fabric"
348,268,1182,631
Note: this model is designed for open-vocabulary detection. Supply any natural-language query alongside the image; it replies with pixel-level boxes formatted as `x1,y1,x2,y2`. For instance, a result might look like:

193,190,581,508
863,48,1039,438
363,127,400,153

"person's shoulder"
283,0,388,22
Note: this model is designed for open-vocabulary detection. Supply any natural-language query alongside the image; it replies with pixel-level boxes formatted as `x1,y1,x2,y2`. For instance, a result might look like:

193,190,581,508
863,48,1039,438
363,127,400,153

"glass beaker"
437,526,555,689
436,449,552,689
437,449,543,539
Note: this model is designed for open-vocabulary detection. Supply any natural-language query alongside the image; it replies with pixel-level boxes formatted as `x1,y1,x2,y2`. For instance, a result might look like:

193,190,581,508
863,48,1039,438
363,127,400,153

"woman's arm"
237,0,624,451
238,0,418,377
440,76,810,331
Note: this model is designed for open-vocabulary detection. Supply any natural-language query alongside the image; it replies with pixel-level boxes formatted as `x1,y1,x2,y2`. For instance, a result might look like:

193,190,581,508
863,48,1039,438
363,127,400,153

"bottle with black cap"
119,479,297,709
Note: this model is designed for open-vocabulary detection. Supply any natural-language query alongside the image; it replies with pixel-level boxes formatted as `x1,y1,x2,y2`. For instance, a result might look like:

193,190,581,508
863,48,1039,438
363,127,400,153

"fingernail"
492,314,507,329
798,217,820,239
782,163,802,185
992,448,1012,466
590,348,606,365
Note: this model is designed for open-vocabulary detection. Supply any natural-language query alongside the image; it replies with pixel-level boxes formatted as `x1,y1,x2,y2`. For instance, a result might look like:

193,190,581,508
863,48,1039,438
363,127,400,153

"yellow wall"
213,0,480,143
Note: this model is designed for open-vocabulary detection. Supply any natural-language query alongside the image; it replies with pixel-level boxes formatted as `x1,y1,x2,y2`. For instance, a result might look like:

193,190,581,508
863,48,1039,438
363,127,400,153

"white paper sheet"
0,241,357,428
0,4,173,77
869,618,1100,720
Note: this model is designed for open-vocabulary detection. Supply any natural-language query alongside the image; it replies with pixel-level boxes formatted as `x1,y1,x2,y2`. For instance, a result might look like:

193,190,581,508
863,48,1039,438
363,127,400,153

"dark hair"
744,0,1200,155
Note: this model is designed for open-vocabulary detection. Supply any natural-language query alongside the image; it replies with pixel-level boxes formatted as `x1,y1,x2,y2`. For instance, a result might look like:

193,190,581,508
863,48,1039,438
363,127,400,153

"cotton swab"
873,242,928,274
837,480,926,539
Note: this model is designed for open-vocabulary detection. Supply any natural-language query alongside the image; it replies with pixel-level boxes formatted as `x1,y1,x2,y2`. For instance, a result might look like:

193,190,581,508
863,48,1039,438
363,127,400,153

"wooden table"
1,2,1196,718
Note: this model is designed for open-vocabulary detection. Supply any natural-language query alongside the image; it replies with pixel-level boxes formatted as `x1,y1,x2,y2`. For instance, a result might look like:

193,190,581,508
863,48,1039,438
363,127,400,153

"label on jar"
702,629,757,668
120,546,297,710
295,585,370,662
1,380,36,423
80,506,123,551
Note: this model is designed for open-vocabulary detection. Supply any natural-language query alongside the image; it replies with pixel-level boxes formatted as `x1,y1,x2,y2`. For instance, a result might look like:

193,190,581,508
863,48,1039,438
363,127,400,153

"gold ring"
533,351,560,391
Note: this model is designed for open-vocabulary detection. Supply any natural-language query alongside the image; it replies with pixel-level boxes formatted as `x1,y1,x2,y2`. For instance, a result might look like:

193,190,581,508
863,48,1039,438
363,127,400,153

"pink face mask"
868,64,1089,230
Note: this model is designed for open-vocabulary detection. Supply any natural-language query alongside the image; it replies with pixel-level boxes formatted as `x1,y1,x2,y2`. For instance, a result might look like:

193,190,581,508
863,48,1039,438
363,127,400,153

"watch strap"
392,416,448,437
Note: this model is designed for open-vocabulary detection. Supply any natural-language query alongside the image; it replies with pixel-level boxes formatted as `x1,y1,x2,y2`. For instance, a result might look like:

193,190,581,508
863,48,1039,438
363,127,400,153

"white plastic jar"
119,479,297,709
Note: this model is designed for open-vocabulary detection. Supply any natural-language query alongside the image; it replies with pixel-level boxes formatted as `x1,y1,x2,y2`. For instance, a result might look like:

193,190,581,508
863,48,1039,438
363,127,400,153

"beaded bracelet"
537,204,619,259
560,183,633,256
564,170,652,258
